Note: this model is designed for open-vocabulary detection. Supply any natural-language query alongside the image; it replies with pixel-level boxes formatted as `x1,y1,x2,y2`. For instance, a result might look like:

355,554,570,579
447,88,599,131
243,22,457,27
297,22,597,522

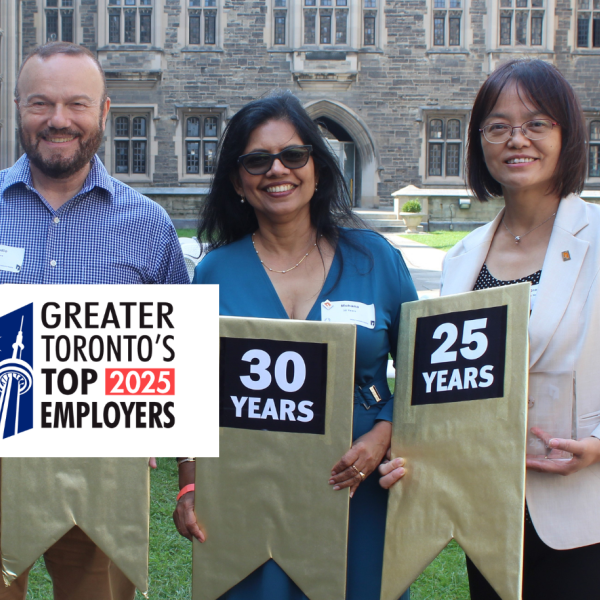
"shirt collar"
0,154,33,195
0,154,115,200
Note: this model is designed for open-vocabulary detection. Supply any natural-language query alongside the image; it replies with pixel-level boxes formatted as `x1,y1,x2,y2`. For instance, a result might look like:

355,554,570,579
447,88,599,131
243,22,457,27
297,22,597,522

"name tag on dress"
321,299,375,329
0,245,25,273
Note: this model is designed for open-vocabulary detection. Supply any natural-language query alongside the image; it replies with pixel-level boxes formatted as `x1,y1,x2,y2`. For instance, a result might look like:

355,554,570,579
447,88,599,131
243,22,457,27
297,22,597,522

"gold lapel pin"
562,251,571,261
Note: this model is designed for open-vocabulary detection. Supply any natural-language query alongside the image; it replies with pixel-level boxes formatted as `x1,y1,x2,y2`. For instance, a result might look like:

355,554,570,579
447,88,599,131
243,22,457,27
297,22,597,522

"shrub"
401,199,422,213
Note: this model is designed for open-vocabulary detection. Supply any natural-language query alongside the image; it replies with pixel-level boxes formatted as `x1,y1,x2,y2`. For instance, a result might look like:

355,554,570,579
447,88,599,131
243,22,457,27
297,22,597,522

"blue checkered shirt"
0,154,189,285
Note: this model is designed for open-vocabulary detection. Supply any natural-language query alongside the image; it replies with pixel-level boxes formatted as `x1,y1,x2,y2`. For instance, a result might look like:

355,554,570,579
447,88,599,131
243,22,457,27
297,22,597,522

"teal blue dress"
193,228,417,600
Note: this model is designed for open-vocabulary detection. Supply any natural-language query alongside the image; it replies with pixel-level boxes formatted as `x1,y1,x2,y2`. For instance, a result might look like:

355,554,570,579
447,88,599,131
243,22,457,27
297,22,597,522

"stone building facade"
0,1,19,171
3,0,600,216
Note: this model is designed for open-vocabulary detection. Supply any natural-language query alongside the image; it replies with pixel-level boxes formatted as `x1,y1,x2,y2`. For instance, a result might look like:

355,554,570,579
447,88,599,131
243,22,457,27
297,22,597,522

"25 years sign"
382,284,530,600
412,305,508,405
0,285,219,456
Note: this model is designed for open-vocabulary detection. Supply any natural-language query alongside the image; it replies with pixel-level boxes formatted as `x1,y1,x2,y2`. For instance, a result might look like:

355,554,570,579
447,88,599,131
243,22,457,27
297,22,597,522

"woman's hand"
329,421,392,497
172,459,206,542
378,452,406,489
173,490,205,542
526,427,600,476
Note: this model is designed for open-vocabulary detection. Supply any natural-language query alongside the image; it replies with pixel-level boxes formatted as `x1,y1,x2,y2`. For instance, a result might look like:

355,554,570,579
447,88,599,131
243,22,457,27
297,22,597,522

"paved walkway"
383,233,446,298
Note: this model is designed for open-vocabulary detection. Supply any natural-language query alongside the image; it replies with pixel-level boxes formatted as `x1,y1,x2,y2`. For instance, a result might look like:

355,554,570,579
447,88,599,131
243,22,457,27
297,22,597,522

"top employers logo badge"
0,286,219,457
0,304,34,438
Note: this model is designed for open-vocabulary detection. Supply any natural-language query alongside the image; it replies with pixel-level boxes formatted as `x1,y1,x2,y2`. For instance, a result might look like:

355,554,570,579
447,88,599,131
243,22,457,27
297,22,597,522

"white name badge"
321,299,375,329
0,245,25,273
530,284,539,310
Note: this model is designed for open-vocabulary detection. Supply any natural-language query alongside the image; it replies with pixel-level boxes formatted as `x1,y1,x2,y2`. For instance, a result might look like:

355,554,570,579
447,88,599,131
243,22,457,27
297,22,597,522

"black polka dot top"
473,263,541,290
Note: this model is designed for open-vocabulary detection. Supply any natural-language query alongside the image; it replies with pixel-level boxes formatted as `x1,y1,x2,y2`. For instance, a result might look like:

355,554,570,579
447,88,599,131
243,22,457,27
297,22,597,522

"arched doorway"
317,117,358,207
304,100,380,208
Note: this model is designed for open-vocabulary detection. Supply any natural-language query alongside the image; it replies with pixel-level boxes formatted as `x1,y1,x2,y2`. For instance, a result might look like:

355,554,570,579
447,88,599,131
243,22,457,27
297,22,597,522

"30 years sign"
220,337,328,434
0,285,219,456
194,316,356,600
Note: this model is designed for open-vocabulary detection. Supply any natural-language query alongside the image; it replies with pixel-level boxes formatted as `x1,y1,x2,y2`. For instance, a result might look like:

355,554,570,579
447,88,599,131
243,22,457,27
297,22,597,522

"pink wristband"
176,483,195,501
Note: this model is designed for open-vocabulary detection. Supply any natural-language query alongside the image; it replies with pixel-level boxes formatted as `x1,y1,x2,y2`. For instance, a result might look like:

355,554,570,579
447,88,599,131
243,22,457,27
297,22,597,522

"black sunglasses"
237,145,313,175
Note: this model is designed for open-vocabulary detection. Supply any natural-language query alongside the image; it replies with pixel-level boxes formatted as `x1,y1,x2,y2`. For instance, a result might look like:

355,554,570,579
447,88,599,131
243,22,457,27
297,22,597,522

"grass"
176,228,197,238
25,458,468,599
399,231,469,253
411,540,470,600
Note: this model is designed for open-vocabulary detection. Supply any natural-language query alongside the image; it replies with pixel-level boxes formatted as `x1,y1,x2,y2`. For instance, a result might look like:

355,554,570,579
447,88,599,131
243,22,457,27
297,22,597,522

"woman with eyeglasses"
379,59,600,599
173,91,416,599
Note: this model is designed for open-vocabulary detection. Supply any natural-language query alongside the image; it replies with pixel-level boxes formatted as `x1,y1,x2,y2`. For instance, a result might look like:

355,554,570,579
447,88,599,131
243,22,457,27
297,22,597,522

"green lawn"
25,455,468,599
176,228,197,238
411,540,469,600
399,231,469,253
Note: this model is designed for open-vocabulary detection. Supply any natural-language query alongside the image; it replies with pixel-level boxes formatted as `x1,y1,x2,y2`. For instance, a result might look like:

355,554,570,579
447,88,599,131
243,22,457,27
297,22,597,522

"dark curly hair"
197,90,367,249
467,59,587,202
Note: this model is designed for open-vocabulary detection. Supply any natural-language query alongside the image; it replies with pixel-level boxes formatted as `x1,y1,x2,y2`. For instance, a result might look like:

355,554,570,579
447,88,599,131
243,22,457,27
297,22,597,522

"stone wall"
428,196,505,225
15,0,600,217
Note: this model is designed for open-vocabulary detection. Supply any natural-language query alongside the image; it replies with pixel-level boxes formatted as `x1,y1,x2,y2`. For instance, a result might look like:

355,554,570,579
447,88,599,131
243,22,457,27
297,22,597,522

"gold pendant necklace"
502,211,557,244
252,232,318,274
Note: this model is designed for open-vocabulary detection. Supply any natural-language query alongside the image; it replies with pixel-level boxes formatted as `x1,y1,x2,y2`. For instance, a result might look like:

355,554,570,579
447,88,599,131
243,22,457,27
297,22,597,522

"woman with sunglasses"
173,91,416,599
380,59,600,599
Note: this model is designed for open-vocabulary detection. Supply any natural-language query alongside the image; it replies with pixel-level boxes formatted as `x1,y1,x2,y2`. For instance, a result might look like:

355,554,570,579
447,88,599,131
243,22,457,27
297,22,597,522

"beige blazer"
440,194,600,550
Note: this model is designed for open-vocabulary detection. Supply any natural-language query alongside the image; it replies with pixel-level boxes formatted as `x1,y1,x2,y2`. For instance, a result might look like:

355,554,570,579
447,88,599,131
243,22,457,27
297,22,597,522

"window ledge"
98,45,164,52
571,49,600,55
487,47,554,54
426,48,470,55
112,176,153,184
182,46,224,52
296,46,353,52
272,47,384,54
174,103,228,110
134,186,211,195
423,177,466,186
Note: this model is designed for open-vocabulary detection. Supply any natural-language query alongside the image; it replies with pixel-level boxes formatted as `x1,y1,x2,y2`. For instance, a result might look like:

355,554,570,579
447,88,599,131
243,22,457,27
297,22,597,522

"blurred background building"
1,0,600,227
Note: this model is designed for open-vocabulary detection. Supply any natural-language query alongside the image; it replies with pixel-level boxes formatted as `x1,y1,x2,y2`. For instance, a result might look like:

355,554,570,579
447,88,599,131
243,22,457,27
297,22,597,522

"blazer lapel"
441,209,503,296
529,195,590,369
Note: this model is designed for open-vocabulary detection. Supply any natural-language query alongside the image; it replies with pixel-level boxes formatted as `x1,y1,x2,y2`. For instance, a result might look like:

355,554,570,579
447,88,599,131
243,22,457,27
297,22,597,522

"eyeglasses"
237,145,313,175
479,119,558,144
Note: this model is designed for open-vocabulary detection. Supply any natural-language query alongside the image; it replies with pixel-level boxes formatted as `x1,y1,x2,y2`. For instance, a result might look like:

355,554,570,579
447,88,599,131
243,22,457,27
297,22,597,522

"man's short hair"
15,42,107,106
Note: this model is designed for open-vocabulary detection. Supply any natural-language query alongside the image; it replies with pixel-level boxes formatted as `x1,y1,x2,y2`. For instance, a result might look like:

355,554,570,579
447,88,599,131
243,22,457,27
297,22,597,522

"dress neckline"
473,263,542,291
246,233,340,320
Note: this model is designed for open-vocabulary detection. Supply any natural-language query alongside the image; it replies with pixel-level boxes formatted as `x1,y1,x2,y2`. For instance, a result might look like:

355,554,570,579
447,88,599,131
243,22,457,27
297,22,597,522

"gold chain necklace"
502,211,557,244
252,232,318,274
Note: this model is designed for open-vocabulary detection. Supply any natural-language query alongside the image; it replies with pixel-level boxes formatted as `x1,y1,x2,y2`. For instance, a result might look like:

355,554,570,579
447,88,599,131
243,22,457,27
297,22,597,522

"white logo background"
0,285,219,457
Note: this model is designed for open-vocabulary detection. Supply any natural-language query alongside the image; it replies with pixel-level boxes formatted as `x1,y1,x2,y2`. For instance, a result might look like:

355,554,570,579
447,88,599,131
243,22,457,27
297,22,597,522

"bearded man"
0,42,189,599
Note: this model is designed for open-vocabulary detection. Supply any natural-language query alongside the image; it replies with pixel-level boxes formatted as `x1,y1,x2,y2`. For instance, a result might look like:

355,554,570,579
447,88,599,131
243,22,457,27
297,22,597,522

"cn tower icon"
0,316,34,439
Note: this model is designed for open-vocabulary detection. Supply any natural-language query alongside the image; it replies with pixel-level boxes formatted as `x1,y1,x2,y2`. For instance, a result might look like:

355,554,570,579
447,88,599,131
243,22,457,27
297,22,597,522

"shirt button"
53,217,60,224
50,260,57,267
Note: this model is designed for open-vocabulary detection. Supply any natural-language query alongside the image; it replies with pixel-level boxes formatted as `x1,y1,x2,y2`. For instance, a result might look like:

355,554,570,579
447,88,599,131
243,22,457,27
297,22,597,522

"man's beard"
18,113,104,180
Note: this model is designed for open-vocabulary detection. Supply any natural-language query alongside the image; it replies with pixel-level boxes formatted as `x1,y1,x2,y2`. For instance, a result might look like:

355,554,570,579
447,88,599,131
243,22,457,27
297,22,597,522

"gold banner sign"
1,458,149,594
193,316,356,600
381,284,530,600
